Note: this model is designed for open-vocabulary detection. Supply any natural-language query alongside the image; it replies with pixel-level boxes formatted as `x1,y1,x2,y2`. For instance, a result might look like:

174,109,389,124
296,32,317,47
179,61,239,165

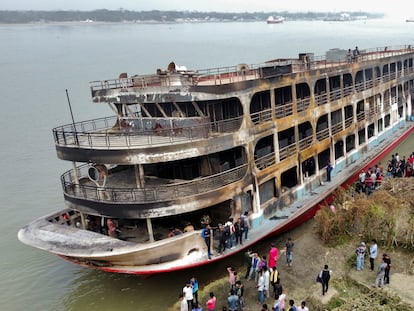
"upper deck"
54,45,414,164
89,45,413,102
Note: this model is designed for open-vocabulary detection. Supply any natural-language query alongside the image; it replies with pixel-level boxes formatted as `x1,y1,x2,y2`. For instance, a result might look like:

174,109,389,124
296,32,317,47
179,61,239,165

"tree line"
0,10,383,24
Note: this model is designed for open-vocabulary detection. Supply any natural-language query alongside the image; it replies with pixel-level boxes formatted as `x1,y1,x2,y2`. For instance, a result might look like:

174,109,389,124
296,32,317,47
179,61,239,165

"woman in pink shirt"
206,292,216,311
268,243,279,269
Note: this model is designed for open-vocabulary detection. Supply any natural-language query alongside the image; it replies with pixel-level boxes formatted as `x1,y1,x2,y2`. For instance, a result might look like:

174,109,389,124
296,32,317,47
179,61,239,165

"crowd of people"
355,152,414,195
178,237,316,311
353,239,392,289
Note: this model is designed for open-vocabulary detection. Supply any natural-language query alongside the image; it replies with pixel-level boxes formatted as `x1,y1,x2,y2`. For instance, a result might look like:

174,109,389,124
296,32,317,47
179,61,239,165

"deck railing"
316,128,330,141
89,45,414,94
53,115,243,149
279,143,297,161
62,163,248,204
255,152,276,170
251,108,272,125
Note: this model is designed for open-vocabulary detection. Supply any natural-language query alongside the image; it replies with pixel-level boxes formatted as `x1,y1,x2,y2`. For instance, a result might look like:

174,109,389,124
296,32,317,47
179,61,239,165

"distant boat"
406,18,414,22
267,16,284,24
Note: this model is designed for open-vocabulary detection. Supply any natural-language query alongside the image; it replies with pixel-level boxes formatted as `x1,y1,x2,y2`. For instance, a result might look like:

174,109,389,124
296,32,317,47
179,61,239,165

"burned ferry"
18,45,414,274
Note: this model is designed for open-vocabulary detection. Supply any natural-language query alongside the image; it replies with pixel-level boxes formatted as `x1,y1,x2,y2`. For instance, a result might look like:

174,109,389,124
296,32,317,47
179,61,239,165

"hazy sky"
0,0,409,18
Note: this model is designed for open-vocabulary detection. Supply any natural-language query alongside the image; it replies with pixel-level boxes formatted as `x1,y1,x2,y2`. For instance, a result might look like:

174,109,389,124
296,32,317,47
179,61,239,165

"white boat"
267,16,284,24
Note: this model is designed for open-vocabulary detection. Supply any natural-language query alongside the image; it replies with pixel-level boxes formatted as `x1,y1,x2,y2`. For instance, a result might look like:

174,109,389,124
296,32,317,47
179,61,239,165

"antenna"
65,89,79,146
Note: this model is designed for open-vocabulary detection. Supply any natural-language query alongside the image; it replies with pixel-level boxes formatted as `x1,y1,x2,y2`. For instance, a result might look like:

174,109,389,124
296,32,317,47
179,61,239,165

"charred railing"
89,45,414,95
61,163,248,204
53,115,243,149
255,152,276,170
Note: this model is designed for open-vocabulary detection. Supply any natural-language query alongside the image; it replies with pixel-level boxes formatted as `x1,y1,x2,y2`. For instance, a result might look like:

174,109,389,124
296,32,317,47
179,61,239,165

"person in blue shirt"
227,289,239,311
190,276,199,307
201,224,212,259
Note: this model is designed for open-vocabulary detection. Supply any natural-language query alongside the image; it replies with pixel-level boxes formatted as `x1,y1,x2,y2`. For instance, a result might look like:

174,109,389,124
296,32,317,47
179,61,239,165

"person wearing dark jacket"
319,265,331,295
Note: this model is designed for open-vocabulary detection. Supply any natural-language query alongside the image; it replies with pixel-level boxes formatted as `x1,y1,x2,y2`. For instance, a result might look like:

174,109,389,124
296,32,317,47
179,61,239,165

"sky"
0,0,409,18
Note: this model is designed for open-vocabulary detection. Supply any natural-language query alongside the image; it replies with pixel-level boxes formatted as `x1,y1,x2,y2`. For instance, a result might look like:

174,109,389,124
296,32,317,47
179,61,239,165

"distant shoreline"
0,9,383,24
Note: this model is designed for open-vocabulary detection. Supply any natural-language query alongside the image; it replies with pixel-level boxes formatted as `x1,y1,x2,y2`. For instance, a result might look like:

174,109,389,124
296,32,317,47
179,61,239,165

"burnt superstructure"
19,45,414,274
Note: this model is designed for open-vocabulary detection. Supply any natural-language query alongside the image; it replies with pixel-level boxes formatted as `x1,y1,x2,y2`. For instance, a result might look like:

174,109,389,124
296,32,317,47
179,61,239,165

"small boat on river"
18,45,414,274
267,16,284,24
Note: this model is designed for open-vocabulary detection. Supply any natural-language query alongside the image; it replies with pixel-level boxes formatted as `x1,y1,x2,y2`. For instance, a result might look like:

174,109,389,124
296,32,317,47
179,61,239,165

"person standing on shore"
355,242,366,271
319,265,331,295
227,267,237,291
257,270,265,305
183,282,194,310
284,237,294,267
374,257,387,288
227,289,239,311
179,293,188,311
244,249,252,279
206,292,216,311
268,243,279,270
190,276,199,307
297,301,309,311
383,253,391,284
369,239,378,271
287,299,297,311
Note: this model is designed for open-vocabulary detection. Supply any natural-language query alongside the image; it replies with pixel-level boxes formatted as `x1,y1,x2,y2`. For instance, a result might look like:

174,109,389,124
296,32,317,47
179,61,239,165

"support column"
146,218,154,243
72,161,79,185
252,171,261,213
80,212,87,230
134,164,145,188
234,192,242,217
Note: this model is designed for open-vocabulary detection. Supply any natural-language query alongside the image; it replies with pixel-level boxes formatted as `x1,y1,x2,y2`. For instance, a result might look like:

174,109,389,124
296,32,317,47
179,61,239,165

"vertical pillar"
134,164,145,188
146,218,154,243
252,171,261,213
80,212,87,230
234,192,242,216
72,161,79,185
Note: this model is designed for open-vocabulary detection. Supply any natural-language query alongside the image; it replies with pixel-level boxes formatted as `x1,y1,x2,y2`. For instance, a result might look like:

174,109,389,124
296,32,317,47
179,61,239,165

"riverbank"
170,179,414,310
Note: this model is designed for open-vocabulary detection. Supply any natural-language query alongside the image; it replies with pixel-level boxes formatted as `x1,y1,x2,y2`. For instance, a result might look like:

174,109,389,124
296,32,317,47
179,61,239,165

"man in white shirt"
369,239,378,271
182,282,193,310
297,301,309,311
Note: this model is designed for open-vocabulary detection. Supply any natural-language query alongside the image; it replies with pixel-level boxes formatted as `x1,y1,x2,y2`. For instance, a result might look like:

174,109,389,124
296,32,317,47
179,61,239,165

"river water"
1,18,413,311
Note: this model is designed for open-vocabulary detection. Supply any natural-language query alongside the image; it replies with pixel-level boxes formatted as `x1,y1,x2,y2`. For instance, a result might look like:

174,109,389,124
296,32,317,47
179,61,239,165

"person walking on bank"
319,264,331,295
383,253,391,285
284,237,294,267
369,239,378,271
374,257,387,288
